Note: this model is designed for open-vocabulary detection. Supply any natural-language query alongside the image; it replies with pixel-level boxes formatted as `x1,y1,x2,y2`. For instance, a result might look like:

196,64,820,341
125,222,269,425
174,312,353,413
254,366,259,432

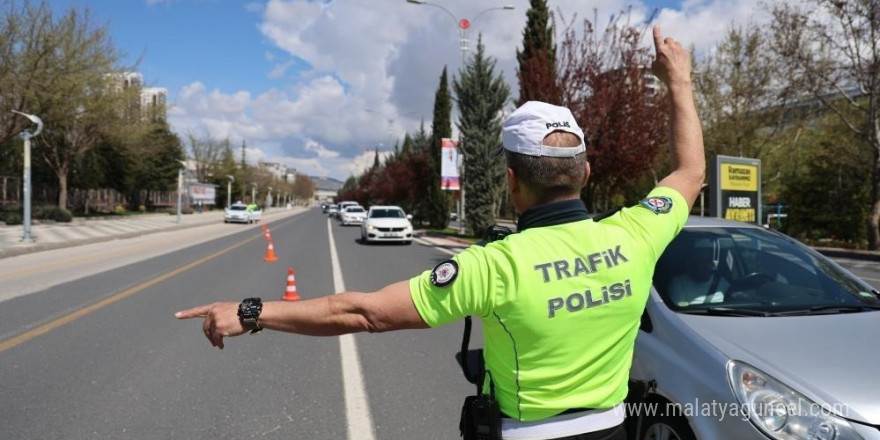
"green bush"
34,205,73,222
181,207,194,215
138,204,147,213
3,212,22,225
114,205,126,215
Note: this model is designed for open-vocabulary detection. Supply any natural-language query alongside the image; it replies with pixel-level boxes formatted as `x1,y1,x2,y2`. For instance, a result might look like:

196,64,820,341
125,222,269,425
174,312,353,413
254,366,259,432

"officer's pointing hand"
175,302,245,349
651,24,692,87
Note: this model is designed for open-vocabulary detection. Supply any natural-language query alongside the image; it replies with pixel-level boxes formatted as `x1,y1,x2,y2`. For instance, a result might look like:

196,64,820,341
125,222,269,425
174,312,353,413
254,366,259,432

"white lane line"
327,219,376,440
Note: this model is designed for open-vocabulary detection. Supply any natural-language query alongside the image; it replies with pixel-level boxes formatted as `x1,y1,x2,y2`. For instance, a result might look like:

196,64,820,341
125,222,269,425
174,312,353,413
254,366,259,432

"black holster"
459,373,501,440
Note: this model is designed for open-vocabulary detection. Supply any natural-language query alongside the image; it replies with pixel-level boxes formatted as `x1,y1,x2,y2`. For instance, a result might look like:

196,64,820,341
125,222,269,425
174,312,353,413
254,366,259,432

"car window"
229,206,246,211
653,227,880,312
346,207,364,213
370,209,404,218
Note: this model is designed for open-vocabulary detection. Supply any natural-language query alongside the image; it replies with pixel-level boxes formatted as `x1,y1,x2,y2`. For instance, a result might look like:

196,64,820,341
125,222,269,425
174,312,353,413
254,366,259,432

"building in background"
310,176,344,203
141,87,167,122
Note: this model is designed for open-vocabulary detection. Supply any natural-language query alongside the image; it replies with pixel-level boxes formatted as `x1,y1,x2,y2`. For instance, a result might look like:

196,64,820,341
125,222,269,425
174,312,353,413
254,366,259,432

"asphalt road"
3,207,880,440
0,207,476,440
832,257,880,290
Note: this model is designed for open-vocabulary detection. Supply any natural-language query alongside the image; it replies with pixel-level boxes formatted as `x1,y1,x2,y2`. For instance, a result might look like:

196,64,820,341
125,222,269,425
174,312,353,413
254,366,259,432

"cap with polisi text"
493,101,586,157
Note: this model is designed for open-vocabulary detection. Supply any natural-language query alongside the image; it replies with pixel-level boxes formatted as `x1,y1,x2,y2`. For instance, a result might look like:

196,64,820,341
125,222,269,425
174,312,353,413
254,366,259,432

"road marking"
413,236,459,256
327,219,376,440
0,234,260,354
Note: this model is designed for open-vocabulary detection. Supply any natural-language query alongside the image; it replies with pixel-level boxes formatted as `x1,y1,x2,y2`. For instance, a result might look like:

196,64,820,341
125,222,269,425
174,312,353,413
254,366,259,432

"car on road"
361,205,413,244
339,205,366,226
325,204,338,217
626,216,880,440
335,201,358,219
224,203,259,224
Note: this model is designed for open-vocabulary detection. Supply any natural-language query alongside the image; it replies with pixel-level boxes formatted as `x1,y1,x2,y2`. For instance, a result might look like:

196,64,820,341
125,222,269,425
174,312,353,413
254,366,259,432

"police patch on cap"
640,196,673,214
430,260,459,287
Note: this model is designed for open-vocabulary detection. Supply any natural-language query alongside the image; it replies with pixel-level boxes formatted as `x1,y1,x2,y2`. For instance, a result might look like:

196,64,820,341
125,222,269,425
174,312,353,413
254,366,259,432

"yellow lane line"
0,215,304,354
0,236,259,354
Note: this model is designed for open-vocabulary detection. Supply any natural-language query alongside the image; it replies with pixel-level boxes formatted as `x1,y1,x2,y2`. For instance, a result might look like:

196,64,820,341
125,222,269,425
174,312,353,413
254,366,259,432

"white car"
336,201,358,218
361,205,413,244
224,203,254,224
340,205,366,226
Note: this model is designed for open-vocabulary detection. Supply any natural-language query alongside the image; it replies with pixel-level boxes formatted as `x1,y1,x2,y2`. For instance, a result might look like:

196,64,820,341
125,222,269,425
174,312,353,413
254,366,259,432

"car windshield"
370,209,404,218
229,205,246,211
346,207,364,213
653,227,880,314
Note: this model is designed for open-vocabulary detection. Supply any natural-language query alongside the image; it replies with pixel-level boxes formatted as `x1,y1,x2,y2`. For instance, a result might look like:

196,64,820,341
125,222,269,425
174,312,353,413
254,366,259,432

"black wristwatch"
238,297,263,334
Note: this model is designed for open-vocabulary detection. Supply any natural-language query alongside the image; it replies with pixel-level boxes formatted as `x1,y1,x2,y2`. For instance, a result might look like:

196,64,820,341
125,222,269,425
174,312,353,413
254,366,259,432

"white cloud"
166,0,777,181
304,139,340,159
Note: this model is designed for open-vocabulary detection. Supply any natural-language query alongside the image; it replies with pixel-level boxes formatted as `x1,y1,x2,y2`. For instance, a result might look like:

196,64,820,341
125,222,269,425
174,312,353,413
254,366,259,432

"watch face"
238,298,262,318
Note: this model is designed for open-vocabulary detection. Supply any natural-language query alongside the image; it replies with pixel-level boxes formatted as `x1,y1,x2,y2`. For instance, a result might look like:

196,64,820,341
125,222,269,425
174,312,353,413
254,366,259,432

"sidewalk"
0,207,301,259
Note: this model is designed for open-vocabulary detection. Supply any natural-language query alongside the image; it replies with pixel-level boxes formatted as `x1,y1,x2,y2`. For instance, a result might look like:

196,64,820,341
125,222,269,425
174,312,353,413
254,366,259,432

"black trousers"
545,423,626,440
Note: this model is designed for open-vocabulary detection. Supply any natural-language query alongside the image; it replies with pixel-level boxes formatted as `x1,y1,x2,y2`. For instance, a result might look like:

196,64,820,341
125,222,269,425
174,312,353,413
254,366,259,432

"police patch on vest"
640,196,673,214
430,260,459,287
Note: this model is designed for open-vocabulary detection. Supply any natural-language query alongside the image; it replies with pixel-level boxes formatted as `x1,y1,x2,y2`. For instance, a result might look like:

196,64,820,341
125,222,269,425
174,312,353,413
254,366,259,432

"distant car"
361,205,413,244
326,204,339,216
340,205,366,226
336,201,358,218
626,216,880,440
224,203,254,224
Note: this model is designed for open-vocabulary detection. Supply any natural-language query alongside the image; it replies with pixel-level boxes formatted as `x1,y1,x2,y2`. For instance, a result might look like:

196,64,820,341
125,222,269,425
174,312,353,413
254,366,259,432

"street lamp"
11,110,43,243
176,160,187,224
251,183,257,206
406,1,515,235
226,175,235,207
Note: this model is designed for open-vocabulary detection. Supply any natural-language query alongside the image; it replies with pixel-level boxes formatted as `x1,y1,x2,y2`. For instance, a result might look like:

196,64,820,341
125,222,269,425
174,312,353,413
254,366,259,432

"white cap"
494,101,586,157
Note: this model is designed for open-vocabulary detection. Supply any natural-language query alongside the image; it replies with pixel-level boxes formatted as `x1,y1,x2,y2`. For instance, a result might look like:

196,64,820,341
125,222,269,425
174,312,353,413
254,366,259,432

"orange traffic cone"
263,241,279,262
260,223,267,232
264,230,272,241
282,267,301,301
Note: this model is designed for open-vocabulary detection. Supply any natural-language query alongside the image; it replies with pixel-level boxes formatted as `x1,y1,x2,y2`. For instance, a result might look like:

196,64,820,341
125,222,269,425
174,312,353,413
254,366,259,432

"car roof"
682,215,765,229
368,205,403,210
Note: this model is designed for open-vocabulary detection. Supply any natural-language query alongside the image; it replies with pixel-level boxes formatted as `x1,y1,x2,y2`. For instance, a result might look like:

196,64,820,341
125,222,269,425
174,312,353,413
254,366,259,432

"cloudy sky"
49,0,770,181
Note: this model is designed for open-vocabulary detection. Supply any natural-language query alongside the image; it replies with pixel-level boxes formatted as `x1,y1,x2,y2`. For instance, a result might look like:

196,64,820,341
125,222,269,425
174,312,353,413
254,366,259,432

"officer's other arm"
652,24,705,211
175,281,429,349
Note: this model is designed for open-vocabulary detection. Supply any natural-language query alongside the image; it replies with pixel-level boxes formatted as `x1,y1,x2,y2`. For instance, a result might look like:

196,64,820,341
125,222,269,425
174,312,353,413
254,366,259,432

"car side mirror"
406,214,412,221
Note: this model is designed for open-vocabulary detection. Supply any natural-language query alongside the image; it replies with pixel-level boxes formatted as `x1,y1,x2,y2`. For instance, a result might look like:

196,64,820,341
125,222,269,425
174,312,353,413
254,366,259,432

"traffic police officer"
176,25,704,440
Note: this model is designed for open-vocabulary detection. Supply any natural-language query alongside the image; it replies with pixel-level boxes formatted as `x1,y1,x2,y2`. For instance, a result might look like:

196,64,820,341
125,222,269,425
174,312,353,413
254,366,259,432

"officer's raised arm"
652,24,705,211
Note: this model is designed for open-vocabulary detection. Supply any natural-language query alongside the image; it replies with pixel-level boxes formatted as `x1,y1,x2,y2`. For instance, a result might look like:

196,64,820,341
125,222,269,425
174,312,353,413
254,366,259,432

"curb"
812,247,880,262
0,209,304,260
0,218,221,259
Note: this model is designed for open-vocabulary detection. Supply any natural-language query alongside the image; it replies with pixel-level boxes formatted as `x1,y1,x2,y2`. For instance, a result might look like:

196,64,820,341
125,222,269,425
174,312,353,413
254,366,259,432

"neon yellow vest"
410,187,687,421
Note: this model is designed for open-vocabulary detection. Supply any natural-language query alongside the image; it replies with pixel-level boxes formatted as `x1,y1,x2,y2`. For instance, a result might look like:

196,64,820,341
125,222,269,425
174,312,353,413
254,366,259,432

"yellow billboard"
720,163,758,191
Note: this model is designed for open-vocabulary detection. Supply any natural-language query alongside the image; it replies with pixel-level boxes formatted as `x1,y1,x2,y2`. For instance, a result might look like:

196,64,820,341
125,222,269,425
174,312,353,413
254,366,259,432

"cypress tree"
427,67,452,229
453,36,511,236
516,0,560,105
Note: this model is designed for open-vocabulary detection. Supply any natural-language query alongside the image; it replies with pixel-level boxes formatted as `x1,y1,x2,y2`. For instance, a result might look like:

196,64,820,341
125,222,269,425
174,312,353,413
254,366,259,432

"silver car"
628,217,880,440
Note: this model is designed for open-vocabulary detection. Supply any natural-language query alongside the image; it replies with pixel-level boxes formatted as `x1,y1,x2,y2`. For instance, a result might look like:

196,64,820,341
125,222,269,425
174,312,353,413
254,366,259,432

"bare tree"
186,133,225,183
769,0,880,248
695,24,789,160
